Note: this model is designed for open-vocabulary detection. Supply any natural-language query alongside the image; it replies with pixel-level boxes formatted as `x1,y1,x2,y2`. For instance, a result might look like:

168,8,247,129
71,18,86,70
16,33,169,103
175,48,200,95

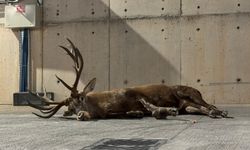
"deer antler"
56,38,84,97
27,39,84,118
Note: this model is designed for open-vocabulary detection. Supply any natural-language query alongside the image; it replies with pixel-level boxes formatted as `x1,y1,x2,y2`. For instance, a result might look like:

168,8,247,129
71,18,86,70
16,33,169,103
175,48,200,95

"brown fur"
74,84,228,120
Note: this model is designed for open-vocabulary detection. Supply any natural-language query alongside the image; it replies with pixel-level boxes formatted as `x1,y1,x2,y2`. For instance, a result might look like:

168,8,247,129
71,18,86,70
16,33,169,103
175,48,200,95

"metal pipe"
19,28,29,92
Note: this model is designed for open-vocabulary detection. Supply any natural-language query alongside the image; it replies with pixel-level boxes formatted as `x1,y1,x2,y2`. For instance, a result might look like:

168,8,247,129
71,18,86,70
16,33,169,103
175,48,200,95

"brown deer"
28,39,229,121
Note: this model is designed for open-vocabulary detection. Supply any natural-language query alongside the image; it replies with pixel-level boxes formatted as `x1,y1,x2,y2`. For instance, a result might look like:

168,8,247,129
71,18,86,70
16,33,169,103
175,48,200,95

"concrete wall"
180,0,250,104
1,0,250,104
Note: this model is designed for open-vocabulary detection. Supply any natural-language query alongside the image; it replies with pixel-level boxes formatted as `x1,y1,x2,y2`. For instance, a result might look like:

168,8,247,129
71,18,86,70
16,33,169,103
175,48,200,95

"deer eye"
80,97,84,101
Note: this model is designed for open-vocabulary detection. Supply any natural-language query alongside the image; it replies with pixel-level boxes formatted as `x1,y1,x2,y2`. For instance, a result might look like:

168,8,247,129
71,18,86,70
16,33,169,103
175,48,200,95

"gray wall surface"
1,0,250,104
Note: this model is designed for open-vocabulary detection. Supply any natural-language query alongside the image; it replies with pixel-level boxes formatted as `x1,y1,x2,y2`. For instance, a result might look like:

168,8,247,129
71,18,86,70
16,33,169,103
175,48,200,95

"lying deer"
28,39,229,121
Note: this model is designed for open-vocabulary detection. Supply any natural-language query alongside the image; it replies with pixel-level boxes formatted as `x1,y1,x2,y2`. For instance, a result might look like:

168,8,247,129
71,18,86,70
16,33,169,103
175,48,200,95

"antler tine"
57,45,77,92
28,102,57,114
67,38,84,92
32,102,65,119
55,75,72,91
42,87,56,104
27,90,60,114
39,106,60,114
59,46,75,61
28,96,68,118
27,100,54,110
60,39,80,69
72,48,84,90
57,38,84,96
66,38,80,67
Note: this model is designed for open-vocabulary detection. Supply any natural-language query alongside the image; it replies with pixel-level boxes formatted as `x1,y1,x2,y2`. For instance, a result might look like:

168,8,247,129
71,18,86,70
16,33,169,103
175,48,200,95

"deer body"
28,39,229,121
77,84,227,120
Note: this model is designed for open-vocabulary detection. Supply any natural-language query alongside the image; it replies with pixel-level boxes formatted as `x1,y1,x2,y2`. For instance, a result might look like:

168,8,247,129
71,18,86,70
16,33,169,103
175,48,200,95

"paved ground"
0,105,250,150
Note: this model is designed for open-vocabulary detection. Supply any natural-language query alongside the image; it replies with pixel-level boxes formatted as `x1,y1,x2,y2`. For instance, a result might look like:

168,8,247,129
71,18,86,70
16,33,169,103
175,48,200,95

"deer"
27,39,230,121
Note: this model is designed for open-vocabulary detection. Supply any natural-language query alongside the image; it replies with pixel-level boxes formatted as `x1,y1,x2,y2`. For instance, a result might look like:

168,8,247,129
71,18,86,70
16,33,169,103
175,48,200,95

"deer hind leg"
76,111,91,121
138,98,178,119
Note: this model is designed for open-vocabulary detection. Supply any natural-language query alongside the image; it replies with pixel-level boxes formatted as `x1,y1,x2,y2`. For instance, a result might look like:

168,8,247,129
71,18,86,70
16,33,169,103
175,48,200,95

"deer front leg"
76,111,91,121
138,98,178,119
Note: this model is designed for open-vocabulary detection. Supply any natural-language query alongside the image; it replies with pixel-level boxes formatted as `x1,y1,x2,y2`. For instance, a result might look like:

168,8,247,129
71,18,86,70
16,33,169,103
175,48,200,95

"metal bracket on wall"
13,92,54,106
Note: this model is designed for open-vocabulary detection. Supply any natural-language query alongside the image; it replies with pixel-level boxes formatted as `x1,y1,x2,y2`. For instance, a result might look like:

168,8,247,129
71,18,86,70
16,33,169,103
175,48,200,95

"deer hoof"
209,110,222,118
221,110,228,118
77,111,91,121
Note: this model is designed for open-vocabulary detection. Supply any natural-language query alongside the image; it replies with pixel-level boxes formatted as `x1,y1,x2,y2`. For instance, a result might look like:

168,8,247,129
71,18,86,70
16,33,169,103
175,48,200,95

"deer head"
174,86,207,106
27,38,96,119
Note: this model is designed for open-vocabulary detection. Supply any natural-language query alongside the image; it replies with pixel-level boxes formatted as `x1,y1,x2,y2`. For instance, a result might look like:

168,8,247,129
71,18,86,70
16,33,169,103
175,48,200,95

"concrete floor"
0,105,250,150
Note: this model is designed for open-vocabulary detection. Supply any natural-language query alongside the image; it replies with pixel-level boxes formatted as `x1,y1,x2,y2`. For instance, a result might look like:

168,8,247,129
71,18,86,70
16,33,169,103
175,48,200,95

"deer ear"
83,78,96,94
